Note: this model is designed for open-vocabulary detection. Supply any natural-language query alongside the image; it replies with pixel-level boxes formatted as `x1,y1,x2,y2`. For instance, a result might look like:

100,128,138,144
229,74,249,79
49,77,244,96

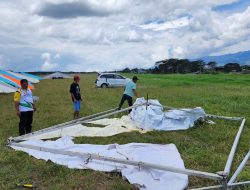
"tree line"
120,59,250,74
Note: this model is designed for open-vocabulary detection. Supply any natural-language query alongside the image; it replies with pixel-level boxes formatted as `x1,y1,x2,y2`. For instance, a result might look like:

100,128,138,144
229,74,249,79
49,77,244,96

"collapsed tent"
43,72,73,79
130,98,205,131
10,98,205,141
11,136,188,190
0,81,17,93
8,99,248,190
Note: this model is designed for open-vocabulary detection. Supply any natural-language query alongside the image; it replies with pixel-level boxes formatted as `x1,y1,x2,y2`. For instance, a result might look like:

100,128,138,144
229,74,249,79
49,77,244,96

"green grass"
0,73,249,189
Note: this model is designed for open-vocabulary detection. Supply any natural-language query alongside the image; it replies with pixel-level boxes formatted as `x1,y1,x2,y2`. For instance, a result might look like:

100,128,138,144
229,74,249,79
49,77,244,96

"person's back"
118,76,139,112
124,80,136,97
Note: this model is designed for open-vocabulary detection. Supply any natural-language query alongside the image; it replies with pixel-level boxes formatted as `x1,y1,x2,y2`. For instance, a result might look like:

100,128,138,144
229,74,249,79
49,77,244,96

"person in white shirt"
14,79,36,135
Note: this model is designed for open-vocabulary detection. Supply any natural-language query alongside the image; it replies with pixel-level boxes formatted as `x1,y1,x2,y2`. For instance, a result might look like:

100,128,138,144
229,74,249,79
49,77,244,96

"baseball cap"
74,75,80,81
132,76,139,80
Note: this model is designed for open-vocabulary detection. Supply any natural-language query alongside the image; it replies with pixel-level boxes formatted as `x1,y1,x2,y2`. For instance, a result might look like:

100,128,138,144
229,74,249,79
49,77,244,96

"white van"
95,73,128,88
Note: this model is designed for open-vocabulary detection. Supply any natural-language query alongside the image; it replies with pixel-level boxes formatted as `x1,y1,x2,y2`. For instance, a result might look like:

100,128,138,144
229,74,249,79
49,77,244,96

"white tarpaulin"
130,98,205,131
20,116,148,140
11,136,188,190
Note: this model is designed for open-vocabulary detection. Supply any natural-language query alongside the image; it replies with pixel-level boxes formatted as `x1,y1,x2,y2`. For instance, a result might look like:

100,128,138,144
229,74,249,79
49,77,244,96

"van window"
115,75,124,79
100,74,114,78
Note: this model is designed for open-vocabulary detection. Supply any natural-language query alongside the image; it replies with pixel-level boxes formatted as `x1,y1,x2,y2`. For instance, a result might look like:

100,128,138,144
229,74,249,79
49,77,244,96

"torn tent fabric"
11,136,188,190
130,98,205,131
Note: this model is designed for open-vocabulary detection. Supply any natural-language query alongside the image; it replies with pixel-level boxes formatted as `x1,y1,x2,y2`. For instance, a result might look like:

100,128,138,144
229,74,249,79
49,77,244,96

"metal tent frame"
8,102,249,190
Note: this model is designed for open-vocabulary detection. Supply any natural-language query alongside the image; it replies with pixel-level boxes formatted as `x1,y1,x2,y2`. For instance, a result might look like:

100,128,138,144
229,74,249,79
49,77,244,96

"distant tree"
224,63,242,72
121,67,131,73
242,65,250,70
131,68,139,73
151,66,160,73
207,61,217,70
190,60,205,72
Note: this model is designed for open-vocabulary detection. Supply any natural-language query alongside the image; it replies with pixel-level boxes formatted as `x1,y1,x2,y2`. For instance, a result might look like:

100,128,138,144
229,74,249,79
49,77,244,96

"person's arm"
32,103,36,112
14,91,21,117
70,84,76,102
133,89,138,98
71,93,76,102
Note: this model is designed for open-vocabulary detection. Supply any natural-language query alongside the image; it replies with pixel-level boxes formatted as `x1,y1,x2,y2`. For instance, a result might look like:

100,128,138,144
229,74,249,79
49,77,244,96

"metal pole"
206,114,243,121
9,142,223,181
9,108,117,142
228,150,250,185
81,103,146,123
189,181,250,190
149,102,243,121
10,104,145,143
189,184,222,190
224,119,246,176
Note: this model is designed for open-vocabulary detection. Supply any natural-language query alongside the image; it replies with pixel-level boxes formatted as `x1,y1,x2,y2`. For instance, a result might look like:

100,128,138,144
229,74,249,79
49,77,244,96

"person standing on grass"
118,76,139,113
14,79,36,135
70,75,82,119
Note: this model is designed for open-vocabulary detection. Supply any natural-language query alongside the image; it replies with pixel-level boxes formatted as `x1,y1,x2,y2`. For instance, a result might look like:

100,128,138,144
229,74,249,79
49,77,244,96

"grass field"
0,73,249,189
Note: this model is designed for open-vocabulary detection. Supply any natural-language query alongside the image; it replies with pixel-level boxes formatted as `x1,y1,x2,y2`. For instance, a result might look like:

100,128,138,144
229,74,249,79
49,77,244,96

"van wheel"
101,83,108,88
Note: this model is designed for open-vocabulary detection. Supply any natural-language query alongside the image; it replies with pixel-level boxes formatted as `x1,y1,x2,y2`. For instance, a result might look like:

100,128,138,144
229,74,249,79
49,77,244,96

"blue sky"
213,0,250,12
0,0,249,72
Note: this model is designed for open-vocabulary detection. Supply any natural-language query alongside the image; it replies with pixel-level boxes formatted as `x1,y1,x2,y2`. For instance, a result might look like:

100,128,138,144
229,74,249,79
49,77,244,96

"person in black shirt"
70,76,82,119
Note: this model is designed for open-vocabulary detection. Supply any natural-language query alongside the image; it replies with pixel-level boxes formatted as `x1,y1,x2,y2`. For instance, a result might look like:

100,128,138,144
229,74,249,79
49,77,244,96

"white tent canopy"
43,72,73,79
11,136,188,190
0,82,17,93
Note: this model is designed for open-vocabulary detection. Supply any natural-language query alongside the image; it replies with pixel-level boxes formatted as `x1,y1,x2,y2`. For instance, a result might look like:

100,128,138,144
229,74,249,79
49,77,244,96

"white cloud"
0,0,249,71
41,53,58,71
54,53,61,59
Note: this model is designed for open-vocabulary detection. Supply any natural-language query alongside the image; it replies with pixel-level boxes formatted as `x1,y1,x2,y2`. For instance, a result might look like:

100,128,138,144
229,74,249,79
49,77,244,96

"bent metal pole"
9,142,223,181
223,118,246,176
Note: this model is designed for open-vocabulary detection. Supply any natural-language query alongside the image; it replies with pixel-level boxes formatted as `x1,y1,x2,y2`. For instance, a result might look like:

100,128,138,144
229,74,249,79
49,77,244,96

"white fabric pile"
130,98,206,131
11,136,188,190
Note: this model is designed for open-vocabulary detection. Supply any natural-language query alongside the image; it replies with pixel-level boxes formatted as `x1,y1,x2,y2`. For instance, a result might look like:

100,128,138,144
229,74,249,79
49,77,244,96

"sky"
0,0,249,72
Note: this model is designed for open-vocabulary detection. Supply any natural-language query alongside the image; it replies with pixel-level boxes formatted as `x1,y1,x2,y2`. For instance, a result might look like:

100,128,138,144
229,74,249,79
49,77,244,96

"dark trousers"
19,111,33,135
118,94,133,113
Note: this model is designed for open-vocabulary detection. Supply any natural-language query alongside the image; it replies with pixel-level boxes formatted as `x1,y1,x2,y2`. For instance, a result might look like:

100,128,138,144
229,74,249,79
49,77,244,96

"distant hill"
200,50,250,65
